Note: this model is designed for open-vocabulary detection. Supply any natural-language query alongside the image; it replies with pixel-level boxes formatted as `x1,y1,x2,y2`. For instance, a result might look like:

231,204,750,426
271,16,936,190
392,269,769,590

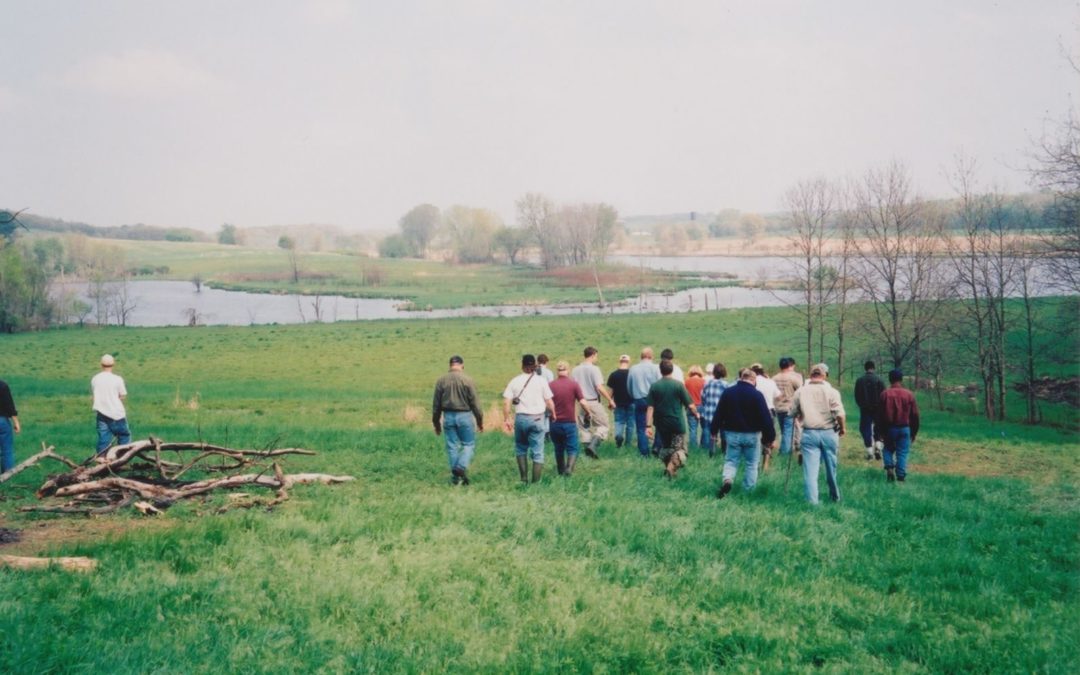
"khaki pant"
577,399,610,444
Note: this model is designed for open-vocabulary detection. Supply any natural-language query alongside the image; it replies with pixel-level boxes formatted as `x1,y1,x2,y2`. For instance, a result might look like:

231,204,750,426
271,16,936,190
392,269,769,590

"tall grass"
0,303,1077,672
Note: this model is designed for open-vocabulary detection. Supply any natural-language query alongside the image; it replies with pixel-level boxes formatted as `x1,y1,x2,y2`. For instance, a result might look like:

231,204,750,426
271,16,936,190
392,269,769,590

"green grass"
0,305,1077,673
103,239,732,309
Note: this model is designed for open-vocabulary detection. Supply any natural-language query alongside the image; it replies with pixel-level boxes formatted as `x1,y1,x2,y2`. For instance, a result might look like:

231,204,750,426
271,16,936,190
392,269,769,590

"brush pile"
4,437,354,515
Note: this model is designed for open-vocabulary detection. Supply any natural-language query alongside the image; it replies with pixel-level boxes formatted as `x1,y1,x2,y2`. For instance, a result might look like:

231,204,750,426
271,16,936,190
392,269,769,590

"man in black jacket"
854,361,885,461
710,367,776,499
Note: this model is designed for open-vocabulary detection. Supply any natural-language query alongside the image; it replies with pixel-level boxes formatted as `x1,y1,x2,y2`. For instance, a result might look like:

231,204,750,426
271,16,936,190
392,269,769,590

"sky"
1,0,1078,232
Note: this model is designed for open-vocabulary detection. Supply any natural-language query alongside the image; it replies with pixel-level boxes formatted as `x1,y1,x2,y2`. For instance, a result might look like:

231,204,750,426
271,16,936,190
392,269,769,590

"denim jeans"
884,426,912,480
514,414,546,463
612,404,635,448
550,420,579,472
801,428,841,504
442,411,476,472
633,398,651,456
776,411,795,456
96,413,131,454
722,430,761,491
0,417,14,473
858,409,875,448
686,413,699,449
699,417,713,452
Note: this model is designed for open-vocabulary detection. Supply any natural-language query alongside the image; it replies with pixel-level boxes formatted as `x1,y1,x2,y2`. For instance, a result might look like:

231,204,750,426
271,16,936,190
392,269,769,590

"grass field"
1,304,1077,673
101,239,733,309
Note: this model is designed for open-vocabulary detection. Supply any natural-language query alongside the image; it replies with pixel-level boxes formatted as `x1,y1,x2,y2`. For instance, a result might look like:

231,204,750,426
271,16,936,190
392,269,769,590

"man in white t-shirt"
571,346,615,459
91,354,130,454
502,354,555,484
750,363,780,470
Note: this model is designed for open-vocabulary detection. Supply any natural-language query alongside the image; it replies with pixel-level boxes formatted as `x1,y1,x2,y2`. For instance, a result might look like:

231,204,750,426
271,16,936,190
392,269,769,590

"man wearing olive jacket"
433,355,484,486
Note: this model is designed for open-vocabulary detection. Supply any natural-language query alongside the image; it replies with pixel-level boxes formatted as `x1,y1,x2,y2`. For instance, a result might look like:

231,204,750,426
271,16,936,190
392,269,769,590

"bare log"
0,555,97,572
54,473,354,500
1,445,80,484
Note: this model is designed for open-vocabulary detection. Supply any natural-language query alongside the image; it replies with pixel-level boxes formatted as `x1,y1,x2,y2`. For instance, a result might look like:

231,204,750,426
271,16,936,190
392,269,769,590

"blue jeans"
0,417,14,473
884,426,912,480
699,417,714,452
550,421,579,473
722,431,761,491
801,428,840,504
96,413,131,454
442,411,476,472
514,414,545,463
612,404,635,448
687,413,699,449
633,398,651,456
858,409,875,448
776,411,795,456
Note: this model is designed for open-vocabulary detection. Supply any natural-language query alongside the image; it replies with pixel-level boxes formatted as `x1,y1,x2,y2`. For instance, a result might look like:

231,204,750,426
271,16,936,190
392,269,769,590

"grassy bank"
103,239,733,309
0,306,1077,672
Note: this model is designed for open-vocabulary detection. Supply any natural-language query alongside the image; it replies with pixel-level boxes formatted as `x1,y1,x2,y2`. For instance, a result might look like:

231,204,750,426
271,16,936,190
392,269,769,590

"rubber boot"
516,456,529,483
554,448,566,476
531,462,543,483
565,455,577,476
584,436,599,459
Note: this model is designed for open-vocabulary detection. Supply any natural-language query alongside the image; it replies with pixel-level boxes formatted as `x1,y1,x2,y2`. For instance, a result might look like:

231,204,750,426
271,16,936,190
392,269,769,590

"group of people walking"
432,349,921,505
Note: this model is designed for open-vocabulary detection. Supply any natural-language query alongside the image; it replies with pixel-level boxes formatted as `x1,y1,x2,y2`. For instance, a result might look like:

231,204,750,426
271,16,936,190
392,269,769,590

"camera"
511,397,520,405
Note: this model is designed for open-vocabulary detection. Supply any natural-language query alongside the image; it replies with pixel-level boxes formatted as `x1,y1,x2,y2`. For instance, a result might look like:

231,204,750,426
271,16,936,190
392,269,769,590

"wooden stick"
0,445,79,484
0,555,97,572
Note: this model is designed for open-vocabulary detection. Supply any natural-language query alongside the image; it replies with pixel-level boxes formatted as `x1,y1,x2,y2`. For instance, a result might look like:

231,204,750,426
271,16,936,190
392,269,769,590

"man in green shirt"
432,355,484,485
645,360,700,479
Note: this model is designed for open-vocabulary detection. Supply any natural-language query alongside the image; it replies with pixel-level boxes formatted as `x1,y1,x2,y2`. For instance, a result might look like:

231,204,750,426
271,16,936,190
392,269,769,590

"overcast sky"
2,0,1077,231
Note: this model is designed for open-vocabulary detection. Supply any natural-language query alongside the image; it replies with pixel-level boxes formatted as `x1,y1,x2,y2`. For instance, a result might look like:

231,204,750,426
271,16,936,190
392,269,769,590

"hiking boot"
865,447,875,461
896,475,905,483
874,441,884,460
615,435,624,448
886,468,896,482
717,480,733,499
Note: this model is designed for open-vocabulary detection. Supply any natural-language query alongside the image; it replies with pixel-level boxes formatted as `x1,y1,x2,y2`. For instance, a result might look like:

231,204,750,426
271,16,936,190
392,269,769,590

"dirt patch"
0,515,174,557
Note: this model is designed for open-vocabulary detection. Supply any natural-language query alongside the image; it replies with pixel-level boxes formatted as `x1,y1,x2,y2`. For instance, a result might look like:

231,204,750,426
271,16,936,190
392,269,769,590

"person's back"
648,378,691,435
772,370,803,413
433,369,481,417
607,367,632,407
549,376,583,422
92,370,127,421
854,370,885,412
628,359,660,400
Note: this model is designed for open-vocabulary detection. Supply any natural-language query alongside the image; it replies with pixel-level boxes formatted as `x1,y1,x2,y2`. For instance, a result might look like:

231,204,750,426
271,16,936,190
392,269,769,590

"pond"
58,280,802,327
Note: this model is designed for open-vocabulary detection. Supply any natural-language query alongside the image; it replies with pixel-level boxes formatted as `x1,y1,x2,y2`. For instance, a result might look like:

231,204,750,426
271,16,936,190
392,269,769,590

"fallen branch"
30,437,353,515
0,554,97,572
0,444,80,484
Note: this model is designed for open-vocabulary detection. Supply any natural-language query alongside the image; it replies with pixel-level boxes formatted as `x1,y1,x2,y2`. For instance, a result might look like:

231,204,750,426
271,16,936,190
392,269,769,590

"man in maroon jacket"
876,369,921,482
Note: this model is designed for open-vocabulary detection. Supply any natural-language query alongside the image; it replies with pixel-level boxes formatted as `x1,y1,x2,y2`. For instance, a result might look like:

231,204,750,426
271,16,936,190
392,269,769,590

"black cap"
889,369,904,383
449,355,463,365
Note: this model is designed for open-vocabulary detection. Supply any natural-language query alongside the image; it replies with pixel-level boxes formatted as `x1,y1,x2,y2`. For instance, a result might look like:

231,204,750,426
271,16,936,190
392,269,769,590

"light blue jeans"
96,413,131,454
776,411,795,456
884,426,912,480
0,417,14,473
514,414,546,463
722,431,761,491
612,404,635,448
801,428,841,504
699,417,714,452
442,411,477,472
687,413,700,449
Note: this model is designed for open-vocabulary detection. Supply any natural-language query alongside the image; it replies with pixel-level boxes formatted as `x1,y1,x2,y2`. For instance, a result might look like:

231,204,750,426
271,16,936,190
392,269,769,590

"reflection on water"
58,280,801,327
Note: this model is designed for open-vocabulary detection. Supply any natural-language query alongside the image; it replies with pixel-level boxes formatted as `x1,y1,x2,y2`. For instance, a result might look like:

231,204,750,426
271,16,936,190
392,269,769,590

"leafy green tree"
218,223,240,245
378,233,412,258
493,226,532,265
398,204,440,257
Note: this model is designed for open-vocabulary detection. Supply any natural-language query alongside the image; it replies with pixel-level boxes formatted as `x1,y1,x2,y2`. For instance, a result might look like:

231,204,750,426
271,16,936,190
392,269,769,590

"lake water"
58,280,802,327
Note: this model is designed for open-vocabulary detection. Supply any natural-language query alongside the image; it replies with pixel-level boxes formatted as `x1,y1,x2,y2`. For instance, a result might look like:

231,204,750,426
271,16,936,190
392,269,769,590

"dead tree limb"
0,445,80,484
0,554,98,572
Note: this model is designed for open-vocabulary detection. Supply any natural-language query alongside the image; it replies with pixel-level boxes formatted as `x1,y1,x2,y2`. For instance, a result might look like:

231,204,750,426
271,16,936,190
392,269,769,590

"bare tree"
517,193,559,269
850,161,948,380
783,177,837,370
1030,100,1080,293
108,276,138,327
